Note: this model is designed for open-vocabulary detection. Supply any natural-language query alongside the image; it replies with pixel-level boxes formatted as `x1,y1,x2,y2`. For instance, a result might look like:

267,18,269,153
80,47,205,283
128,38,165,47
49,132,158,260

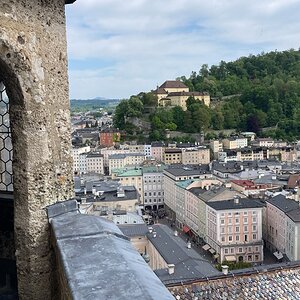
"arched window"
0,82,13,191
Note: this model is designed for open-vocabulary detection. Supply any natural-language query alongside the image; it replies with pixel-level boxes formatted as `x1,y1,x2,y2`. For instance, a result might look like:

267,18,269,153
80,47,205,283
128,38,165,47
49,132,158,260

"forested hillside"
114,49,300,141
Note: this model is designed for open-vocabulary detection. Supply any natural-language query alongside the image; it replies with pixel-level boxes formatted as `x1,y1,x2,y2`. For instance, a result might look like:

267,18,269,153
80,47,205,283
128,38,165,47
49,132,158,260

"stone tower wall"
0,0,74,299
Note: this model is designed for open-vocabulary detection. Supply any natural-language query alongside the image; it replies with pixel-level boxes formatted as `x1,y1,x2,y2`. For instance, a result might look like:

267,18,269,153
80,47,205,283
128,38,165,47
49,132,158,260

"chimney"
295,187,300,202
153,231,157,238
221,265,229,275
117,186,125,198
148,227,153,233
92,187,96,195
187,241,191,249
174,230,178,236
234,196,239,204
167,264,175,275
84,188,87,195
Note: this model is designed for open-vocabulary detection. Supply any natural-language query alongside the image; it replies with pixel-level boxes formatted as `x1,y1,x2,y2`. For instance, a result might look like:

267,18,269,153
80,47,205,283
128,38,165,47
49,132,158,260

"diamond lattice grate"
0,82,13,191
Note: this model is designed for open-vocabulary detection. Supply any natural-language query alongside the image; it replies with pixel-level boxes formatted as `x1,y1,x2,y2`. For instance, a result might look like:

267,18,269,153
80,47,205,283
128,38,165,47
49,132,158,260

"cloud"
66,0,300,99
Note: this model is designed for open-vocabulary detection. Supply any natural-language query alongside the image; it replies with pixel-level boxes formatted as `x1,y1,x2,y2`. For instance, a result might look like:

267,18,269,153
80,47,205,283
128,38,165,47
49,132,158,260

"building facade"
206,198,264,263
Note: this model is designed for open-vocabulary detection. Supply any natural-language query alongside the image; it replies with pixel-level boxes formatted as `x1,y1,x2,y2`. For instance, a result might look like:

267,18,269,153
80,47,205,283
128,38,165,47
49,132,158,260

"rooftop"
286,207,300,222
118,224,149,237
266,195,299,213
189,186,240,202
164,165,210,177
159,80,188,89
149,224,220,284
113,168,143,177
169,267,300,300
85,186,138,203
109,153,145,159
207,198,265,210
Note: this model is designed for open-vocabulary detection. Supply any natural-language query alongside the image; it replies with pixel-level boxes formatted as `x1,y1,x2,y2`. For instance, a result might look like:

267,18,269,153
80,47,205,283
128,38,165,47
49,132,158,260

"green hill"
114,49,300,142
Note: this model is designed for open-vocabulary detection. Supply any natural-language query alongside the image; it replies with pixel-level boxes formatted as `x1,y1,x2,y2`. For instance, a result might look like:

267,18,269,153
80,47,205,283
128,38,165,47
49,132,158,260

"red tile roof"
159,80,188,89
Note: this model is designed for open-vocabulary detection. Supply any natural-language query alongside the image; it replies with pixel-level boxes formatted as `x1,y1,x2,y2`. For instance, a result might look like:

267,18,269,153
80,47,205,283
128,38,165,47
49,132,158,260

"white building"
86,153,104,174
144,144,152,158
143,165,166,211
72,145,91,173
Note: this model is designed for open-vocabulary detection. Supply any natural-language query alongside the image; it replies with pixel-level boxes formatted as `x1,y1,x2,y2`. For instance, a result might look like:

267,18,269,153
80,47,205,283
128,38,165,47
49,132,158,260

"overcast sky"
66,0,300,100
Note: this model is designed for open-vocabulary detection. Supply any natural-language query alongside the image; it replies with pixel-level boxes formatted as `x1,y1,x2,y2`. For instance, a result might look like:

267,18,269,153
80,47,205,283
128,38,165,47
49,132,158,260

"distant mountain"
70,97,119,101
70,98,120,111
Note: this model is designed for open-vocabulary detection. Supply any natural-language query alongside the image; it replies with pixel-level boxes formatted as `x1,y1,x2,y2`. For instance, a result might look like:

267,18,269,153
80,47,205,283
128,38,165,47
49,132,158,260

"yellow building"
163,148,182,164
111,167,144,204
167,91,210,110
108,153,146,174
182,148,210,165
153,80,210,110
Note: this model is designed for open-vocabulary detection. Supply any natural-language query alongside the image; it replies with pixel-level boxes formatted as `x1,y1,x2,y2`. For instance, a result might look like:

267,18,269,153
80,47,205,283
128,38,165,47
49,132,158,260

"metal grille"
0,82,13,191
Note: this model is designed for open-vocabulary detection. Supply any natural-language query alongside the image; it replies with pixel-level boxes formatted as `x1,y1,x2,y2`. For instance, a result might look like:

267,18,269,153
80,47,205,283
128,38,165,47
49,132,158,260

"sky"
66,0,300,100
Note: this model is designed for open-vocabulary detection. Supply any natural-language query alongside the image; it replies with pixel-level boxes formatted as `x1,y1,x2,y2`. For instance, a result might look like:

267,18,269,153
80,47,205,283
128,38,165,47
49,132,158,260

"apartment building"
100,146,144,168
79,152,88,174
143,165,166,211
253,138,274,147
163,165,212,224
163,148,182,164
181,148,210,165
192,185,244,241
144,144,152,157
108,153,146,174
111,164,167,210
99,128,120,147
206,197,264,263
280,147,297,162
266,195,300,261
86,152,104,174
72,145,91,173
111,167,144,203
210,140,223,154
151,142,165,161
219,148,268,163
84,185,139,214
286,208,300,261
119,144,145,153
222,138,248,150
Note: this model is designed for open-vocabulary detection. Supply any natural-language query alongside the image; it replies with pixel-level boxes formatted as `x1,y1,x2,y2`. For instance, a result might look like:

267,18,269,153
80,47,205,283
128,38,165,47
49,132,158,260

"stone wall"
0,1,74,299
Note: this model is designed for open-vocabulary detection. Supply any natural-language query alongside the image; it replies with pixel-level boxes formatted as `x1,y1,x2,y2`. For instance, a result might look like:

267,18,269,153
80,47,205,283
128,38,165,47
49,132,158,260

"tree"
171,106,185,130
113,100,128,129
247,114,261,133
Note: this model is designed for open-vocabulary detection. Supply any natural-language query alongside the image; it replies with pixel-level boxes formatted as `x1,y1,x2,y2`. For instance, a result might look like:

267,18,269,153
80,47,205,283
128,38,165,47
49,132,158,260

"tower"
0,1,76,299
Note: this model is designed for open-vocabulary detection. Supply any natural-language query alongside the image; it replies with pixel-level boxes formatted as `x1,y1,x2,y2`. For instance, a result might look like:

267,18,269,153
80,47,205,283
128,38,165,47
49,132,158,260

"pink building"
206,197,264,263
151,142,165,162
266,195,299,260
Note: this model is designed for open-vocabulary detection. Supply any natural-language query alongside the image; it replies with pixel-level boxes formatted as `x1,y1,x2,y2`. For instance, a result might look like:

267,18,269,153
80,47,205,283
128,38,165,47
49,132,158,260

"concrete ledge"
47,199,78,219
48,200,174,300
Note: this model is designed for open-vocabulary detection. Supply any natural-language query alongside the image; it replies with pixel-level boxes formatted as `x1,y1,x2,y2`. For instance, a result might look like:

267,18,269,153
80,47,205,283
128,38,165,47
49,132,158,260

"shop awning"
182,225,190,233
202,244,211,251
225,255,236,262
209,248,216,254
273,251,283,260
